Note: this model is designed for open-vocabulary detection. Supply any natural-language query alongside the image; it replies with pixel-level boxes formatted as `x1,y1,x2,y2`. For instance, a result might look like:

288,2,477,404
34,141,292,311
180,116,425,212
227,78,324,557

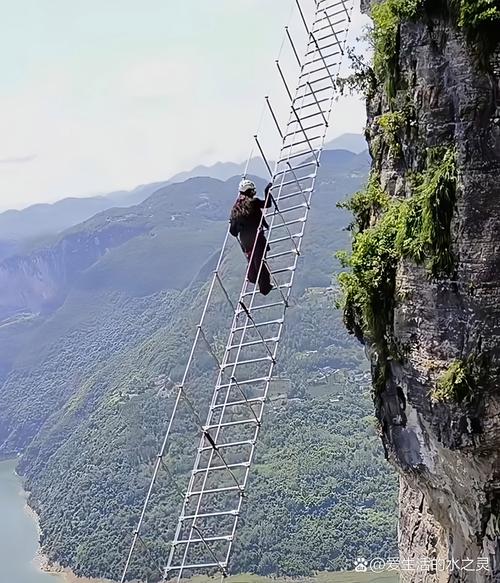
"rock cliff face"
349,2,500,581
0,221,147,321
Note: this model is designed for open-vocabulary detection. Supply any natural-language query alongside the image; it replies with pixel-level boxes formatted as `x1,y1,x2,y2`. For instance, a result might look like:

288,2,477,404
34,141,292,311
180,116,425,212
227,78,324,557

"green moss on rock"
378,110,408,157
431,359,474,402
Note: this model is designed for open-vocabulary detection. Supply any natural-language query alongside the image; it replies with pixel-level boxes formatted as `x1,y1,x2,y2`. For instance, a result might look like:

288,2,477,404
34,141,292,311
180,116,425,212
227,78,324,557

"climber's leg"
254,232,273,296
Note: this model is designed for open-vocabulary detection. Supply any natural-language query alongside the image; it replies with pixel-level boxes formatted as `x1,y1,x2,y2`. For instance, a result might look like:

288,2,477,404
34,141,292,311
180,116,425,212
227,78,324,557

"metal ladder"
120,1,353,581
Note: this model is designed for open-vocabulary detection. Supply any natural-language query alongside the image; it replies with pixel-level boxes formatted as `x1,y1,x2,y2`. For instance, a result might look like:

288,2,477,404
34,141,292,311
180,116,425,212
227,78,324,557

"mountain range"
0,134,367,251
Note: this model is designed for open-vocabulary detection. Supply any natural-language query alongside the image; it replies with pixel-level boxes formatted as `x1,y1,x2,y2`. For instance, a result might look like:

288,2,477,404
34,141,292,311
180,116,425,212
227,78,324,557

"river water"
0,459,65,583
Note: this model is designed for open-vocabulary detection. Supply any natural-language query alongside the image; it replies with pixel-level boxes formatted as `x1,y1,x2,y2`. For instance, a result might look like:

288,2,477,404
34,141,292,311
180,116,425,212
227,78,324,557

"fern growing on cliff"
396,148,458,276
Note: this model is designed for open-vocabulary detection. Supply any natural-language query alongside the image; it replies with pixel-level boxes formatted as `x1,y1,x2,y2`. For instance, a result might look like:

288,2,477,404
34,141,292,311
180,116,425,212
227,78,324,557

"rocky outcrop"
350,2,500,581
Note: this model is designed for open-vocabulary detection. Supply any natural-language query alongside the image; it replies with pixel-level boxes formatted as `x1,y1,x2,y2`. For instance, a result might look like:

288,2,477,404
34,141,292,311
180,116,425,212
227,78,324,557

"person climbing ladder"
229,179,273,296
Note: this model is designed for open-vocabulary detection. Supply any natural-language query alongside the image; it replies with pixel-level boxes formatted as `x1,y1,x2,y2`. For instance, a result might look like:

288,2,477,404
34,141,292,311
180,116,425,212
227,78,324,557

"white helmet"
238,179,256,195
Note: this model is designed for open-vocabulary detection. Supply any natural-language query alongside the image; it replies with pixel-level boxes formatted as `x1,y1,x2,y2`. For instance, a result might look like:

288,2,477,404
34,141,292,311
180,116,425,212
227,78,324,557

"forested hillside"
0,148,397,579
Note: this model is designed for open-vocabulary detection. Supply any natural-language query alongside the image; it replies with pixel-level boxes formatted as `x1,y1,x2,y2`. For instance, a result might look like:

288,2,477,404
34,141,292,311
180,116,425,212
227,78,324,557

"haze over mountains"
0,134,367,249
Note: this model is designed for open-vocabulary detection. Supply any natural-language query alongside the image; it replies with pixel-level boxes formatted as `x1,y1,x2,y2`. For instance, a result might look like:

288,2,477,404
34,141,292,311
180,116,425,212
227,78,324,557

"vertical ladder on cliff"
160,1,354,579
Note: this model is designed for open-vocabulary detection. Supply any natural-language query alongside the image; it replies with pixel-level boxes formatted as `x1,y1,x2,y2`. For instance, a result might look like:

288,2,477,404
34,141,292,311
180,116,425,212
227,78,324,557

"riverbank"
0,458,108,583
29,507,110,583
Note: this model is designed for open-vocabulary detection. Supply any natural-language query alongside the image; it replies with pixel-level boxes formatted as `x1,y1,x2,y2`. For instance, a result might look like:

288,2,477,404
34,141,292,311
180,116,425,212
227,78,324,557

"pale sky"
0,1,370,211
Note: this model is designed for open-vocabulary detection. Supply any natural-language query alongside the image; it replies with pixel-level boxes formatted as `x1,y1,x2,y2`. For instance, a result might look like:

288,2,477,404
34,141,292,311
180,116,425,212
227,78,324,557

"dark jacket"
229,187,272,252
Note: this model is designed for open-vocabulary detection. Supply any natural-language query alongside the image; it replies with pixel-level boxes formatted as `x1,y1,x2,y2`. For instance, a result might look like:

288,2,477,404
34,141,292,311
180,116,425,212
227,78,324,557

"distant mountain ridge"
0,135,367,247
324,132,367,153
0,182,166,242
168,156,272,184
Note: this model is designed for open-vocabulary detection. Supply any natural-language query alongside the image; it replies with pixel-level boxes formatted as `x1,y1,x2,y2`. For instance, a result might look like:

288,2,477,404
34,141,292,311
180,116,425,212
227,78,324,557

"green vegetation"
397,148,458,277
337,177,398,348
378,111,407,158
338,173,390,232
370,0,420,97
338,149,458,390
431,359,474,403
456,0,500,29
22,286,396,581
455,0,500,56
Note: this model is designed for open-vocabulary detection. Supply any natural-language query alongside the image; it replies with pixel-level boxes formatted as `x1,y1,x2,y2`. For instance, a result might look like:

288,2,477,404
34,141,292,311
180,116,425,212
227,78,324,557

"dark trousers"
243,231,272,296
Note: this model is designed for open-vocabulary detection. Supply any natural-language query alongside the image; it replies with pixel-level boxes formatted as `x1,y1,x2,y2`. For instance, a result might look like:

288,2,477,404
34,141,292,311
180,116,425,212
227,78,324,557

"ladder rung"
204,417,259,431
277,188,313,202
306,38,342,57
287,107,328,125
189,485,244,497
268,202,308,216
309,33,345,54
228,336,279,350
241,282,291,298
274,171,316,188
267,248,298,260
277,150,319,167
222,355,273,368
305,49,341,68
271,217,306,229
182,509,239,521
316,1,349,18
166,562,223,572
193,461,249,474
282,133,323,150
250,301,285,312
292,84,331,106
212,397,265,410
200,438,255,452
285,120,324,135
274,161,316,178
269,233,301,245
308,13,347,39
175,534,233,545
291,94,330,115
314,21,348,42
301,61,339,80
305,33,345,56
232,318,283,332
218,377,269,390
297,72,335,91
271,266,296,275
298,60,335,82
312,3,348,23
316,0,347,7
